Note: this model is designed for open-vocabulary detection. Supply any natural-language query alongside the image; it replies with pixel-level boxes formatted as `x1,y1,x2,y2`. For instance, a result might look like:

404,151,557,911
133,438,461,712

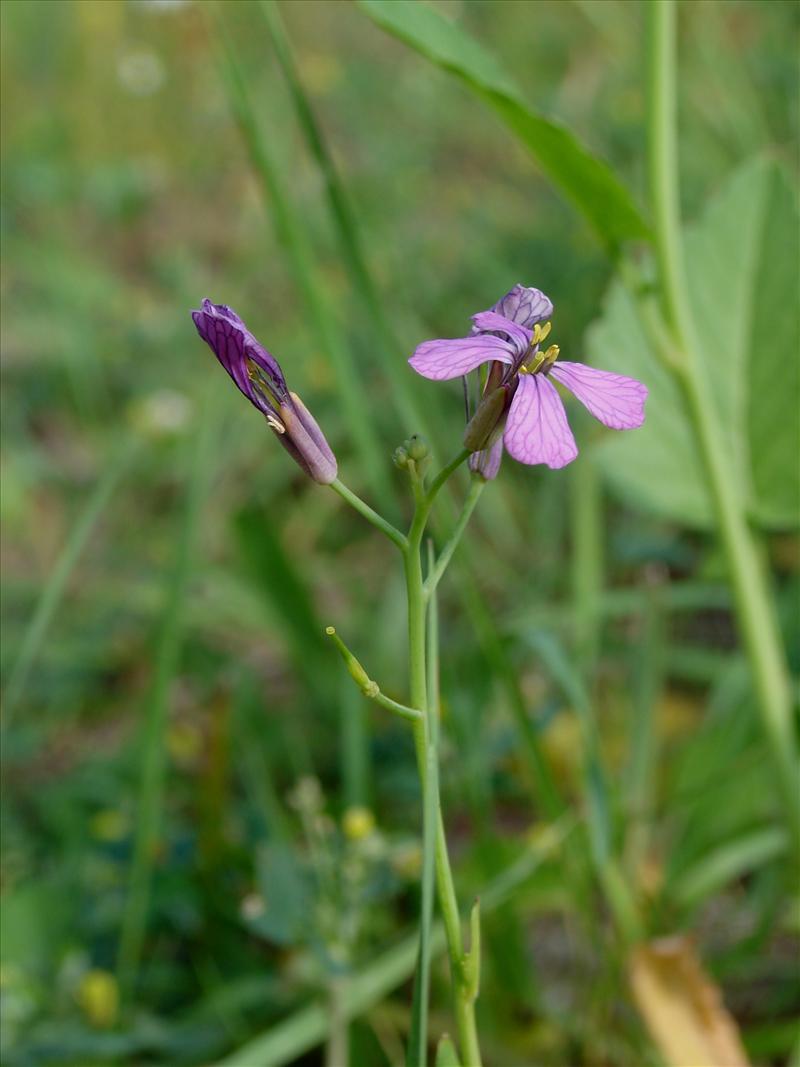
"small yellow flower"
77,969,118,1029
90,809,129,843
342,806,375,841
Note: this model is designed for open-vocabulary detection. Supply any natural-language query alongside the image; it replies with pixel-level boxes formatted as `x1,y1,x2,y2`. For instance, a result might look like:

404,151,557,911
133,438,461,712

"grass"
1,1,797,1065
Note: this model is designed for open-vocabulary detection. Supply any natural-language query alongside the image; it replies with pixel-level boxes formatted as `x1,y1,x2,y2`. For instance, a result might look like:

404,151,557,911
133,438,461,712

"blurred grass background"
1,1,798,1065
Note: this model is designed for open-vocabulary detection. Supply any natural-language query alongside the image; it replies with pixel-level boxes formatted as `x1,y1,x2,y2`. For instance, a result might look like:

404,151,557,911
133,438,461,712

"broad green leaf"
358,0,649,251
590,157,800,528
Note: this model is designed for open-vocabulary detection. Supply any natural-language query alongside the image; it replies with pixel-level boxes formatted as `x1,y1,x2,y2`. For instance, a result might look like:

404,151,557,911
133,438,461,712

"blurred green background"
1,1,798,1065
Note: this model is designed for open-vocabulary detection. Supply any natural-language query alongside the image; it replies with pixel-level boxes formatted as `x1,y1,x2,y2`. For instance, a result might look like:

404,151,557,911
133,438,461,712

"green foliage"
1,1,797,1065
590,157,800,528
359,0,650,251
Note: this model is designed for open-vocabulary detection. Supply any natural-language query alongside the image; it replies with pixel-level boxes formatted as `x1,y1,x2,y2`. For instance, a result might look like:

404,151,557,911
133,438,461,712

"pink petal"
503,373,578,468
549,361,647,430
470,311,531,355
409,333,514,381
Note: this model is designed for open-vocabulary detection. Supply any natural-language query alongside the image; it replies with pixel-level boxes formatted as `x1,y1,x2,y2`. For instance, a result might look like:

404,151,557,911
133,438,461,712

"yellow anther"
531,323,543,345
539,321,552,343
543,344,560,367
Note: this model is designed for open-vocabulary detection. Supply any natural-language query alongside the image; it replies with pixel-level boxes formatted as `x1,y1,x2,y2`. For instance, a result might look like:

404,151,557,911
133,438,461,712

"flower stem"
425,478,485,601
645,0,799,861
329,477,408,550
404,456,483,1067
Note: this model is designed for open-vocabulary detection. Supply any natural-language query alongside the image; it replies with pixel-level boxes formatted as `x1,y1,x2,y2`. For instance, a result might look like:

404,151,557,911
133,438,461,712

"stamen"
539,321,552,343
542,344,559,367
266,413,286,434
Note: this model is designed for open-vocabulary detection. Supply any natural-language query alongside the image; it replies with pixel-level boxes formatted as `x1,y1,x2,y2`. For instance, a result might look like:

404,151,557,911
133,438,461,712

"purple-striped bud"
191,299,337,484
489,284,553,329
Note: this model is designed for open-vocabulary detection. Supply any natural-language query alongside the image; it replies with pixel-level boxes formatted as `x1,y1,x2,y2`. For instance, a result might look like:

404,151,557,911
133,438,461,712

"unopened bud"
406,434,430,462
278,392,338,484
393,446,409,469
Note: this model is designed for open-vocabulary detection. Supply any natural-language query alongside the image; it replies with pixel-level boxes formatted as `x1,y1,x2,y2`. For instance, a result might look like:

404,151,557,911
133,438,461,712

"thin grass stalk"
211,6,391,511
624,578,665,878
116,411,215,1003
644,0,799,862
570,451,603,675
2,438,138,727
258,0,438,443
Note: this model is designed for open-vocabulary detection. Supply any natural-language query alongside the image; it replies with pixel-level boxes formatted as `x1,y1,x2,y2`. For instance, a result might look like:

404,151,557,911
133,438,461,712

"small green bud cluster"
393,434,430,476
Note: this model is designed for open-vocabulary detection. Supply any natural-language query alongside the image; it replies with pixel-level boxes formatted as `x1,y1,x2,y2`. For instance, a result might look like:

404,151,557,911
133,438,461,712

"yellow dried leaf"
629,937,749,1067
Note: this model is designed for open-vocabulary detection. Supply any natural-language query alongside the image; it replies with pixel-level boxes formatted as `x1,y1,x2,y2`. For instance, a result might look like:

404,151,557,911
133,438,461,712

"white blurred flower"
117,49,165,96
129,389,192,439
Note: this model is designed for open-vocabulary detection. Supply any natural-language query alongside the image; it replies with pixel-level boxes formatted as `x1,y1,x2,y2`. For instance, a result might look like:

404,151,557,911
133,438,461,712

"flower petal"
549,361,647,430
191,299,287,412
490,284,553,328
409,333,514,381
503,373,578,468
470,311,531,355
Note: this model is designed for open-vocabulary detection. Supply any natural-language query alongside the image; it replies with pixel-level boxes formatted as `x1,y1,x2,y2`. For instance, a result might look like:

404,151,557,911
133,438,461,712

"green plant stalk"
2,438,137,727
211,6,390,511
117,414,215,1002
330,478,407,549
258,0,432,442
406,545,438,1066
325,977,348,1067
569,452,603,674
404,460,482,1067
645,0,799,860
424,478,485,600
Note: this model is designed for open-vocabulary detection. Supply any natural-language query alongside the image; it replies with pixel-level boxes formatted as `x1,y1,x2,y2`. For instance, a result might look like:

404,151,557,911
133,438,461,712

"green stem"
646,0,799,861
329,478,407,550
425,478,485,600
325,977,348,1067
404,472,483,1067
2,439,137,728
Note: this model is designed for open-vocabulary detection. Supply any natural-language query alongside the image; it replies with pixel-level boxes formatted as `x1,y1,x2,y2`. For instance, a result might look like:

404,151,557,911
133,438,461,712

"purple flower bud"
191,299,337,484
489,284,553,329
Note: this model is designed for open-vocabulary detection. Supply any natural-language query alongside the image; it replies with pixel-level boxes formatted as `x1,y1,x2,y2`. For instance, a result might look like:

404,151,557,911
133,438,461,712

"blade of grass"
527,630,643,943
358,0,650,254
624,577,665,878
671,826,788,912
2,438,138,727
116,407,216,1004
211,5,391,511
258,0,436,444
570,452,603,675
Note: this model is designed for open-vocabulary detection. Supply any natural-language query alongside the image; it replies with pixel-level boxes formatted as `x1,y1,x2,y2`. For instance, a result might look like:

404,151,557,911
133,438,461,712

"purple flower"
192,299,337,484
410,285,647,470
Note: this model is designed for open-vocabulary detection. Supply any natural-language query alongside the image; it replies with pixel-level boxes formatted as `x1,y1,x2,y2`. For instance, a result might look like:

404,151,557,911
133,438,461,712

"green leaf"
590,157,800,528
358,0,649,252
670,826,788,911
